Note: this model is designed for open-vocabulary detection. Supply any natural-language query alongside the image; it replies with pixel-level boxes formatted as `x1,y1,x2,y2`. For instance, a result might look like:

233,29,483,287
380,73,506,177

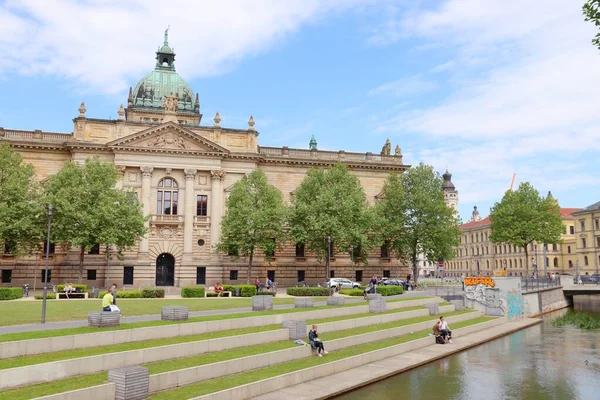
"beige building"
571,201,600,276
0,33,409,289
446,205,581,277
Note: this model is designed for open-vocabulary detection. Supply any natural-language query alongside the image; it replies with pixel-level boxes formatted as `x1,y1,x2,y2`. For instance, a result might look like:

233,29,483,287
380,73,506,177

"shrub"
181,286,205,298
377,286,403,296
56,284,88,293
286,287,329,296
98,290,142,298
0,287,24,301
340,288,364,296
206,292,219,297
141,288,165,298
34,294,57,300
238,285,257,297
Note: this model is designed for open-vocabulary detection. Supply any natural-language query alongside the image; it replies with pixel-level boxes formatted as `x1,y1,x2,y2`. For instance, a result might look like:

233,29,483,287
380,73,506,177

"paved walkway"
0,292,428,335
253,317,542,400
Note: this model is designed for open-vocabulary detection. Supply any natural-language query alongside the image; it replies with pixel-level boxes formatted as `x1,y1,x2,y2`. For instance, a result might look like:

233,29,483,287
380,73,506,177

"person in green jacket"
102,288,114,312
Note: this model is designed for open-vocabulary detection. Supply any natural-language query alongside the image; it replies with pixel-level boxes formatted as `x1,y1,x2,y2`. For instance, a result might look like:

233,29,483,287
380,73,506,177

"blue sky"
1,0,599,221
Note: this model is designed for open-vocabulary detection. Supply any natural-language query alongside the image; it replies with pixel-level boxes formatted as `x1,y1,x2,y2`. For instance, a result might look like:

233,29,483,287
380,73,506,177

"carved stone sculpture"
395,144,401,156
381,138,391,156
163,95,179,112
210,169,226,181
147,133,186,149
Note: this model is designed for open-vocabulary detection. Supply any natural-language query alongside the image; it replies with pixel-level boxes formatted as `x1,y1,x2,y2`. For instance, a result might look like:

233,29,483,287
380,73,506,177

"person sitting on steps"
433,320,445,344
439,316,453,343
309,325,328,357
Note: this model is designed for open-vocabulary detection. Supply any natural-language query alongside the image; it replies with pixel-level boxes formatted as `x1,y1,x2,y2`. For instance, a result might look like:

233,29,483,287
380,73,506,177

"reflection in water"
335,296,600,400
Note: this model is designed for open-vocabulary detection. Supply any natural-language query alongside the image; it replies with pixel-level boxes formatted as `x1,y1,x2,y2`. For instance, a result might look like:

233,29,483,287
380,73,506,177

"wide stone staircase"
0,295,500,400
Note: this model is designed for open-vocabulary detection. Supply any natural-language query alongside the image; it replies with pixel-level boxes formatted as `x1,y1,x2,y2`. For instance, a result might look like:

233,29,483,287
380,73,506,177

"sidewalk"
0,292,425,335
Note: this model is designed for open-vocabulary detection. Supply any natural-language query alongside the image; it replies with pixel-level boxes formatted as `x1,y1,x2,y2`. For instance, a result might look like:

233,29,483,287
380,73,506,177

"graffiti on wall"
506,288,531,320
464,277,496,288
464,277,506,312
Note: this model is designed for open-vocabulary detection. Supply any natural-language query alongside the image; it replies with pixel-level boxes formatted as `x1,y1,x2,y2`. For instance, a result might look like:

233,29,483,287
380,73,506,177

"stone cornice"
258,157,409,171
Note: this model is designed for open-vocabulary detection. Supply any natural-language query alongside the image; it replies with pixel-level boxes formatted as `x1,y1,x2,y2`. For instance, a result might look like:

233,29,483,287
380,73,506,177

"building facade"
0,34,409,289
571,201,600,276
446,205,581,277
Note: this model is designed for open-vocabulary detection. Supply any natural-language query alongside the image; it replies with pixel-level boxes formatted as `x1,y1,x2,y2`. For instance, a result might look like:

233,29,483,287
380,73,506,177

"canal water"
335,296,600,400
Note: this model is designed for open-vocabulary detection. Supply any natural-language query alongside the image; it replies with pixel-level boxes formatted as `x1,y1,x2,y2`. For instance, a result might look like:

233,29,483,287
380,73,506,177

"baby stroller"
363,284,376,300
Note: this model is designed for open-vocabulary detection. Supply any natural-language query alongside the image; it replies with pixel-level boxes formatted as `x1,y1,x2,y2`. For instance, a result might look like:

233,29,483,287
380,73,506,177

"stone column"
210,170,226,251
139,166,153,254
115,165,126,189
183,169,197,255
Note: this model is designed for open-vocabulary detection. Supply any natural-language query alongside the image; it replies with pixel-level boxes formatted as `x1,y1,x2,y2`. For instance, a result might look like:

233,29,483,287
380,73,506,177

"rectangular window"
596,219,599,230
86,269,97,280
355,270,363,282
43,242,55,255
380,243,389,258
330,270,335,278
552,244,557,251
88,244,100,255
297,270,305,283
41,269,52,283
1,269,12,283
229,270,238,280
570,226,575,234
581,220,585,231
383,270,391,278
295,243,305,258
582,238,587,249
196,195,208,216
568,246,571,254
597,237,600,248
267,270,275,282
196,267,206,285
123,267,134,285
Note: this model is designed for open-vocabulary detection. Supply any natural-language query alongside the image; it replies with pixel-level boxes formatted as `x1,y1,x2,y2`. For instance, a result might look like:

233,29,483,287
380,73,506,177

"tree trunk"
247,252,253,285
411,244,418,285
78,246,85,284
524,245,529,277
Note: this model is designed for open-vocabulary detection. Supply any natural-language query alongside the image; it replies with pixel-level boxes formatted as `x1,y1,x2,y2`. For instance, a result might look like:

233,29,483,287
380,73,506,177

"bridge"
560,281,600,297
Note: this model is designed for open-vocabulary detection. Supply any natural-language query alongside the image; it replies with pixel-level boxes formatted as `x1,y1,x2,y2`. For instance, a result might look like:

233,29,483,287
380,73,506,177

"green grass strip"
148,317,493,400
0,308,469,400
0,296,433,343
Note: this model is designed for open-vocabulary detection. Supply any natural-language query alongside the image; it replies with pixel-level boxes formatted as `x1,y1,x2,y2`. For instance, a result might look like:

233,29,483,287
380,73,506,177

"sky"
1,0,599,221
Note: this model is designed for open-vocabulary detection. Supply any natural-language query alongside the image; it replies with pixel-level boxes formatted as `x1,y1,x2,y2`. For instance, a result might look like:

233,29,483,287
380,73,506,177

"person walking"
308,325,328,357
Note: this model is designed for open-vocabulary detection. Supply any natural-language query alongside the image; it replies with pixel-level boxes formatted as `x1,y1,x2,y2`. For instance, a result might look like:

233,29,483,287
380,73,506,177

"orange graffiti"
464,277,495,288
493,270,508,277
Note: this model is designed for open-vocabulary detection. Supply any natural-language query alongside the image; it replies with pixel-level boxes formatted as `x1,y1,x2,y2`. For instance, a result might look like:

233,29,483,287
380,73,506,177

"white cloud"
369,0,600,218
0,0,367,94
368,75,438,97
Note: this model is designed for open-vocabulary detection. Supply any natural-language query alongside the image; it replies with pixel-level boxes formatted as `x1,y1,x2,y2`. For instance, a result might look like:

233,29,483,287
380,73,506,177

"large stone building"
447,203,581,277
571,201,600,276
0,33,409,289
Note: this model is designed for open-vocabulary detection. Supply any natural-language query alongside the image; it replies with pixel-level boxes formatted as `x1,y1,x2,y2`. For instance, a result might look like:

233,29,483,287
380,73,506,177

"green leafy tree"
0,143,45,254
46,158,147,283
216,170,287,284
584,1,600,50
375,164,461,283
289,163,374,276
489,182,563,275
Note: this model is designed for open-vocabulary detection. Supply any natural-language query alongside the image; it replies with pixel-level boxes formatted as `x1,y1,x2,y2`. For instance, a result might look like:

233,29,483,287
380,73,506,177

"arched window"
584,256,589,266
486,260,490,269
568,260,573,268
553,257,558,267
157,178,179,215
519,259,522,268
509,259,512,268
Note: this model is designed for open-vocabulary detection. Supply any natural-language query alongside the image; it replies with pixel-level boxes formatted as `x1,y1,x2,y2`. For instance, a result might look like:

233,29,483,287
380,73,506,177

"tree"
0,143,45,254
46,157,147,283
489,182,563,275
375,164,461,284
583,1,600,50
216,170,287,284
288,163,374,276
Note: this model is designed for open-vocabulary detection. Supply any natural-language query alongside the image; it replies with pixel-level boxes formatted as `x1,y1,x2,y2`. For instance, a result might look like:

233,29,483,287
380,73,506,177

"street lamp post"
41,205,55,324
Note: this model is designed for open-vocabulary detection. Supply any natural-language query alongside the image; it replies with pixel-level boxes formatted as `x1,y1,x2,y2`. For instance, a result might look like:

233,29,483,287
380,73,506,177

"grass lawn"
0,310,476,399
0,297,308,327
0,296,434,342
148,316,493,400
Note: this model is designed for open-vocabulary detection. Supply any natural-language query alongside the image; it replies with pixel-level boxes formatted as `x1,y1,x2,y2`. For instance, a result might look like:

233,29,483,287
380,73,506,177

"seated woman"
433,320,445,344
308,325,328,357
64,282,73,298
214,282,224,297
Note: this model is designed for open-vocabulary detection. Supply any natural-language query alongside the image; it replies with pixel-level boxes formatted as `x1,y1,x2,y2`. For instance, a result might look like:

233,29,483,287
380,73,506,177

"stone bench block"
450,300,464,311
326,296,345,306
366,293,382,301
369,299,387,313
161,306,189,321
425,303,440,315
252,295,273,311
294,298,314,308
108,366,149,400
282,320,307,340
88,311,120,328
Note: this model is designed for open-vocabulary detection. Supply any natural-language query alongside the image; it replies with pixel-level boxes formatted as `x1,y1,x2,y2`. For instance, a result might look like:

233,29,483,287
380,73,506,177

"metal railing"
521,276,561,292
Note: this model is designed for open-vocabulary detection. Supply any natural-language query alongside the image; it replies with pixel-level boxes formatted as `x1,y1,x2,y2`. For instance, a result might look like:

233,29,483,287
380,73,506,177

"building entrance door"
156,253,175,286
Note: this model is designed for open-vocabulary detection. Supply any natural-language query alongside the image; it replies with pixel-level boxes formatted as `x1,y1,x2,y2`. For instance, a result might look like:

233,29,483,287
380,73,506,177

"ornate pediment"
107,122,229,153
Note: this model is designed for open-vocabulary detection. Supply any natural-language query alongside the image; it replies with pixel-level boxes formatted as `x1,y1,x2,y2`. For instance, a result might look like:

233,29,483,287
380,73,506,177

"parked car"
383,279,409,290
324,278,361,289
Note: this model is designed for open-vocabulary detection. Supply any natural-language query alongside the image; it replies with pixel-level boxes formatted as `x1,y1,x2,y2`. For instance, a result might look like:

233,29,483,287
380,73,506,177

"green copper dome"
130,28,198,114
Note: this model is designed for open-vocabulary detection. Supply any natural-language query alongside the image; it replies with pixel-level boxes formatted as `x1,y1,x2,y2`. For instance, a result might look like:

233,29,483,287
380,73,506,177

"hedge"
34,294,57,300
377,286,403,296
340,288,364,296
222,284,257,297
0,287,23,301
286,287,329,296
141,288,165,298
181,286,205,298
56,284,88,293
98,290,142,298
